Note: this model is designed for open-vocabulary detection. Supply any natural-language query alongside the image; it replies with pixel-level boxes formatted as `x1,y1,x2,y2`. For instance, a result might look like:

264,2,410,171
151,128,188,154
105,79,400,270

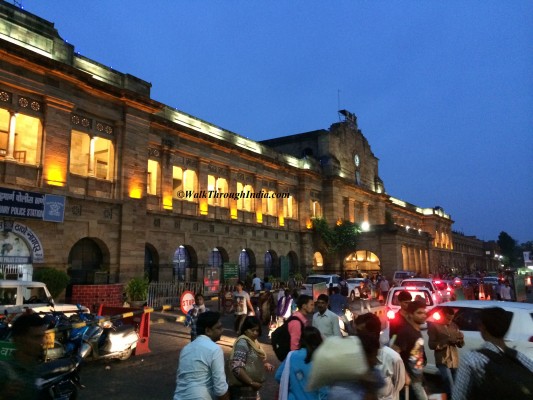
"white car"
422,300,533,373
346,278,366,301
400,278,446,304
0,280,88,317
385,286,435,321
300,274,341,298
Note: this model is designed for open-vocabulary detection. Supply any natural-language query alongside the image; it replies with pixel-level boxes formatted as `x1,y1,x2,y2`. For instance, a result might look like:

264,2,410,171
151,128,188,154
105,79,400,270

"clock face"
354,154,360,167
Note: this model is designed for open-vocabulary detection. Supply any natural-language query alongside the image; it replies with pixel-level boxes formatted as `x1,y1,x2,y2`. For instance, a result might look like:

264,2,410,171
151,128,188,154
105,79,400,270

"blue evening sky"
21,1,532,243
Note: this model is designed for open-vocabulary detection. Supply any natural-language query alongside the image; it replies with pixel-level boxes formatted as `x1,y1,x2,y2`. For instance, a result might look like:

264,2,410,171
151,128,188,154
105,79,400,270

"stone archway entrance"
344,250,381,277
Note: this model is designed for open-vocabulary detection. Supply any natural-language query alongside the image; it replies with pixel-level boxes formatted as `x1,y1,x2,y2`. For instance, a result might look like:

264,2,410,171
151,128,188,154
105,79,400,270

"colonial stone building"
0,3,498,291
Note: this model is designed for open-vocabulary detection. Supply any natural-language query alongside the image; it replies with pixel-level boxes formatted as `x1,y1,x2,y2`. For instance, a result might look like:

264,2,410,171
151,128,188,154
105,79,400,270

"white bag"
307,335,369,390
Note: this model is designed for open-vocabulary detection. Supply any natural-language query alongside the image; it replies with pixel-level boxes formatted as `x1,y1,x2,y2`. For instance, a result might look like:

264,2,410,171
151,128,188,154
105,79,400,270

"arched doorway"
173,245,198,282
0,231,32,280
264,250,278,278
68,238,109,284
313,251,324,271
344,250,381,277
144,243,159,282
238,248,256,281
287,251,299,276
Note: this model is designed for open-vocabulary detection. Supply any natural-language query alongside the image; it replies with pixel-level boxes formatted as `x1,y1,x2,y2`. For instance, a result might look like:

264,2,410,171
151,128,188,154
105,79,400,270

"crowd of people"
173,279,533,400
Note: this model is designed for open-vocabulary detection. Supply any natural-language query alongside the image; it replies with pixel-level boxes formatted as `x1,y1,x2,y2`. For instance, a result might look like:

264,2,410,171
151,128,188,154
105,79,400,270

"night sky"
18,1,533,243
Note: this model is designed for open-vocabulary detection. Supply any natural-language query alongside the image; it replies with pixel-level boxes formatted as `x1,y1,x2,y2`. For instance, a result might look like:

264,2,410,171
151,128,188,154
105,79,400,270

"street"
75,298,443,399
76,307,282,399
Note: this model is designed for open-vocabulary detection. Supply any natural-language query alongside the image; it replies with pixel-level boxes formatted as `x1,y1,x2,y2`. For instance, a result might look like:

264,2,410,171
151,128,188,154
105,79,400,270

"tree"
311,217,360,271
497,231,519,268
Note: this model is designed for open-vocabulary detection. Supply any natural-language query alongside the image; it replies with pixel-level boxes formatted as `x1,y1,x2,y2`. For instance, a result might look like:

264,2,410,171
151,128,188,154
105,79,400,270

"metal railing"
147,281,203,308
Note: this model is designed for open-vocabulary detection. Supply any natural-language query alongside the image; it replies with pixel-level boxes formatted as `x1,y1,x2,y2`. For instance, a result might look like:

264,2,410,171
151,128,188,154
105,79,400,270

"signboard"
204,267,220,296
0,187,65,223
223,263,238,282
0,341,16,361
180,290,195,314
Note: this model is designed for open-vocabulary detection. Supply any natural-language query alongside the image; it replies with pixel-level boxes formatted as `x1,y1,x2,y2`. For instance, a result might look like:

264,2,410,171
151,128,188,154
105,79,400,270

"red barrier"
97,305,151,355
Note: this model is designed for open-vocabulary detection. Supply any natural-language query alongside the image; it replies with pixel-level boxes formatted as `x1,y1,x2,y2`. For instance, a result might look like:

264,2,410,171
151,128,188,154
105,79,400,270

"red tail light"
433,311,442,321
387,309,396,320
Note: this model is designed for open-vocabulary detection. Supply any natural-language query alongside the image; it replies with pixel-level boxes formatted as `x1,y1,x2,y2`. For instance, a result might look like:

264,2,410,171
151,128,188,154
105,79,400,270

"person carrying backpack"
271,294,313,361
452,307,533,400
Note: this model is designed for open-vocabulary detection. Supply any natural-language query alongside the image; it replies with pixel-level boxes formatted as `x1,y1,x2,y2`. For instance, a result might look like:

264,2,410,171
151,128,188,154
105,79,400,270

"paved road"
76,307,283,399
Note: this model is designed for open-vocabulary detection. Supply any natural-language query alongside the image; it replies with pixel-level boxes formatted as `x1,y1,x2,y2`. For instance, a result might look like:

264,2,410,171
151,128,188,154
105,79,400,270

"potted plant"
124,276,149,308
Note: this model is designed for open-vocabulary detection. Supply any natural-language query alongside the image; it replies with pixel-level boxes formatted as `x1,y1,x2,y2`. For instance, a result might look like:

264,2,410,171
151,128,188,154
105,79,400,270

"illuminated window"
207,175,229,207
237,182,254,211
0,109,43,165
69,129,114,180
311,200,321,218
173,167,198,202
283,195,295,218
147,159,159,195
261,190,277,216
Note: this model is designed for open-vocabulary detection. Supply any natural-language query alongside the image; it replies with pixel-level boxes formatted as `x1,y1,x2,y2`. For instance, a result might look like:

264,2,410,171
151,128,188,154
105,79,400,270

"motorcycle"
42,307,94,361
79,317,139,361
36,355,84,400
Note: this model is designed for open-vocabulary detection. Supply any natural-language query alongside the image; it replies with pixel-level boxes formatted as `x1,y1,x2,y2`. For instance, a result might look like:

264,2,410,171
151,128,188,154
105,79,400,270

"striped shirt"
452,342,533,400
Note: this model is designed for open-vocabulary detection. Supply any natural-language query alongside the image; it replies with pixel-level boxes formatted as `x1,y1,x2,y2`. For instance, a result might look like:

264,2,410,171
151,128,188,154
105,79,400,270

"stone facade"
0,3,498,290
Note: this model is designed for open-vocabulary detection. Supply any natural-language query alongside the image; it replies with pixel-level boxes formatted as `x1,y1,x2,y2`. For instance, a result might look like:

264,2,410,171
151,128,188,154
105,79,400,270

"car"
346,277,366,301
0,280,88,317
392,270,416,286
400,278,446,304
300,274,341,298
433,279,455,302
422,300,533,373
384,286,435,321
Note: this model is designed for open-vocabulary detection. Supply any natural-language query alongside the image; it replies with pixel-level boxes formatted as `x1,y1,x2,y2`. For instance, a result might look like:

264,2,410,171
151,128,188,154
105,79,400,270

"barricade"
98,305,151,355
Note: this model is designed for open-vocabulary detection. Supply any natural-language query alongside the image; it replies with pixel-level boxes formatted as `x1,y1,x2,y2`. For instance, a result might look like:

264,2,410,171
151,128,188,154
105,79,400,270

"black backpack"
471,347,533,400
270,316,304,361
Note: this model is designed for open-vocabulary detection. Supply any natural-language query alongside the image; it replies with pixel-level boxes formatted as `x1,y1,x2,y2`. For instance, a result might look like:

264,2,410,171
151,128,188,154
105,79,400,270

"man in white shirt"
174,311,230,400
312,294,342,338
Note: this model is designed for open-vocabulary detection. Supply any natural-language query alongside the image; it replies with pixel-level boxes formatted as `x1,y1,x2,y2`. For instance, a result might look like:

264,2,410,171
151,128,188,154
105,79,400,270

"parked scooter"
37,355,83,400
79,318,139,361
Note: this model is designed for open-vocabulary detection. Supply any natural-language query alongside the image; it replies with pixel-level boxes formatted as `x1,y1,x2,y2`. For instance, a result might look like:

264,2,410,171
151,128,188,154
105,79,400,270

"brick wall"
71,284,124,313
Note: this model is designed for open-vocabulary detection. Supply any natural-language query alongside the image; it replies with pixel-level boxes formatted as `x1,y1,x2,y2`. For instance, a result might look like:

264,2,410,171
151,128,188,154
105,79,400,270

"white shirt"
312,308,342,337
377,346,406,400
174,335,228,400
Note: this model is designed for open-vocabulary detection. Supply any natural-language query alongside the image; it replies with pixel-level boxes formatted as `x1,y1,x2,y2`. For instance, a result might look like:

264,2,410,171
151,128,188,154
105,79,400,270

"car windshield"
306,277,330,285
392,290,432,306
402,280,433,291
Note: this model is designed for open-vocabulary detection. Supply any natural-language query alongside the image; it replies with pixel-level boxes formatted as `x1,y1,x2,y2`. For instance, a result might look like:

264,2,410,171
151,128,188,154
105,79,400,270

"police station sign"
0,187,65,223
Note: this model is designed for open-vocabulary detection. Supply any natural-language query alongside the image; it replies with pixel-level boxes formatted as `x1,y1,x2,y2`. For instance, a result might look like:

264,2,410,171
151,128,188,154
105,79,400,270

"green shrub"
125,277,149,301
33,267,70,298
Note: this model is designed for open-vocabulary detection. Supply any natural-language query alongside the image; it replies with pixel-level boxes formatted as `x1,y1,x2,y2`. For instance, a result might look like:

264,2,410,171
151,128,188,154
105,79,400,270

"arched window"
173,245,190,281
68,238,104,284
264,251,273,278
209,248,223,268
238,249,250,281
